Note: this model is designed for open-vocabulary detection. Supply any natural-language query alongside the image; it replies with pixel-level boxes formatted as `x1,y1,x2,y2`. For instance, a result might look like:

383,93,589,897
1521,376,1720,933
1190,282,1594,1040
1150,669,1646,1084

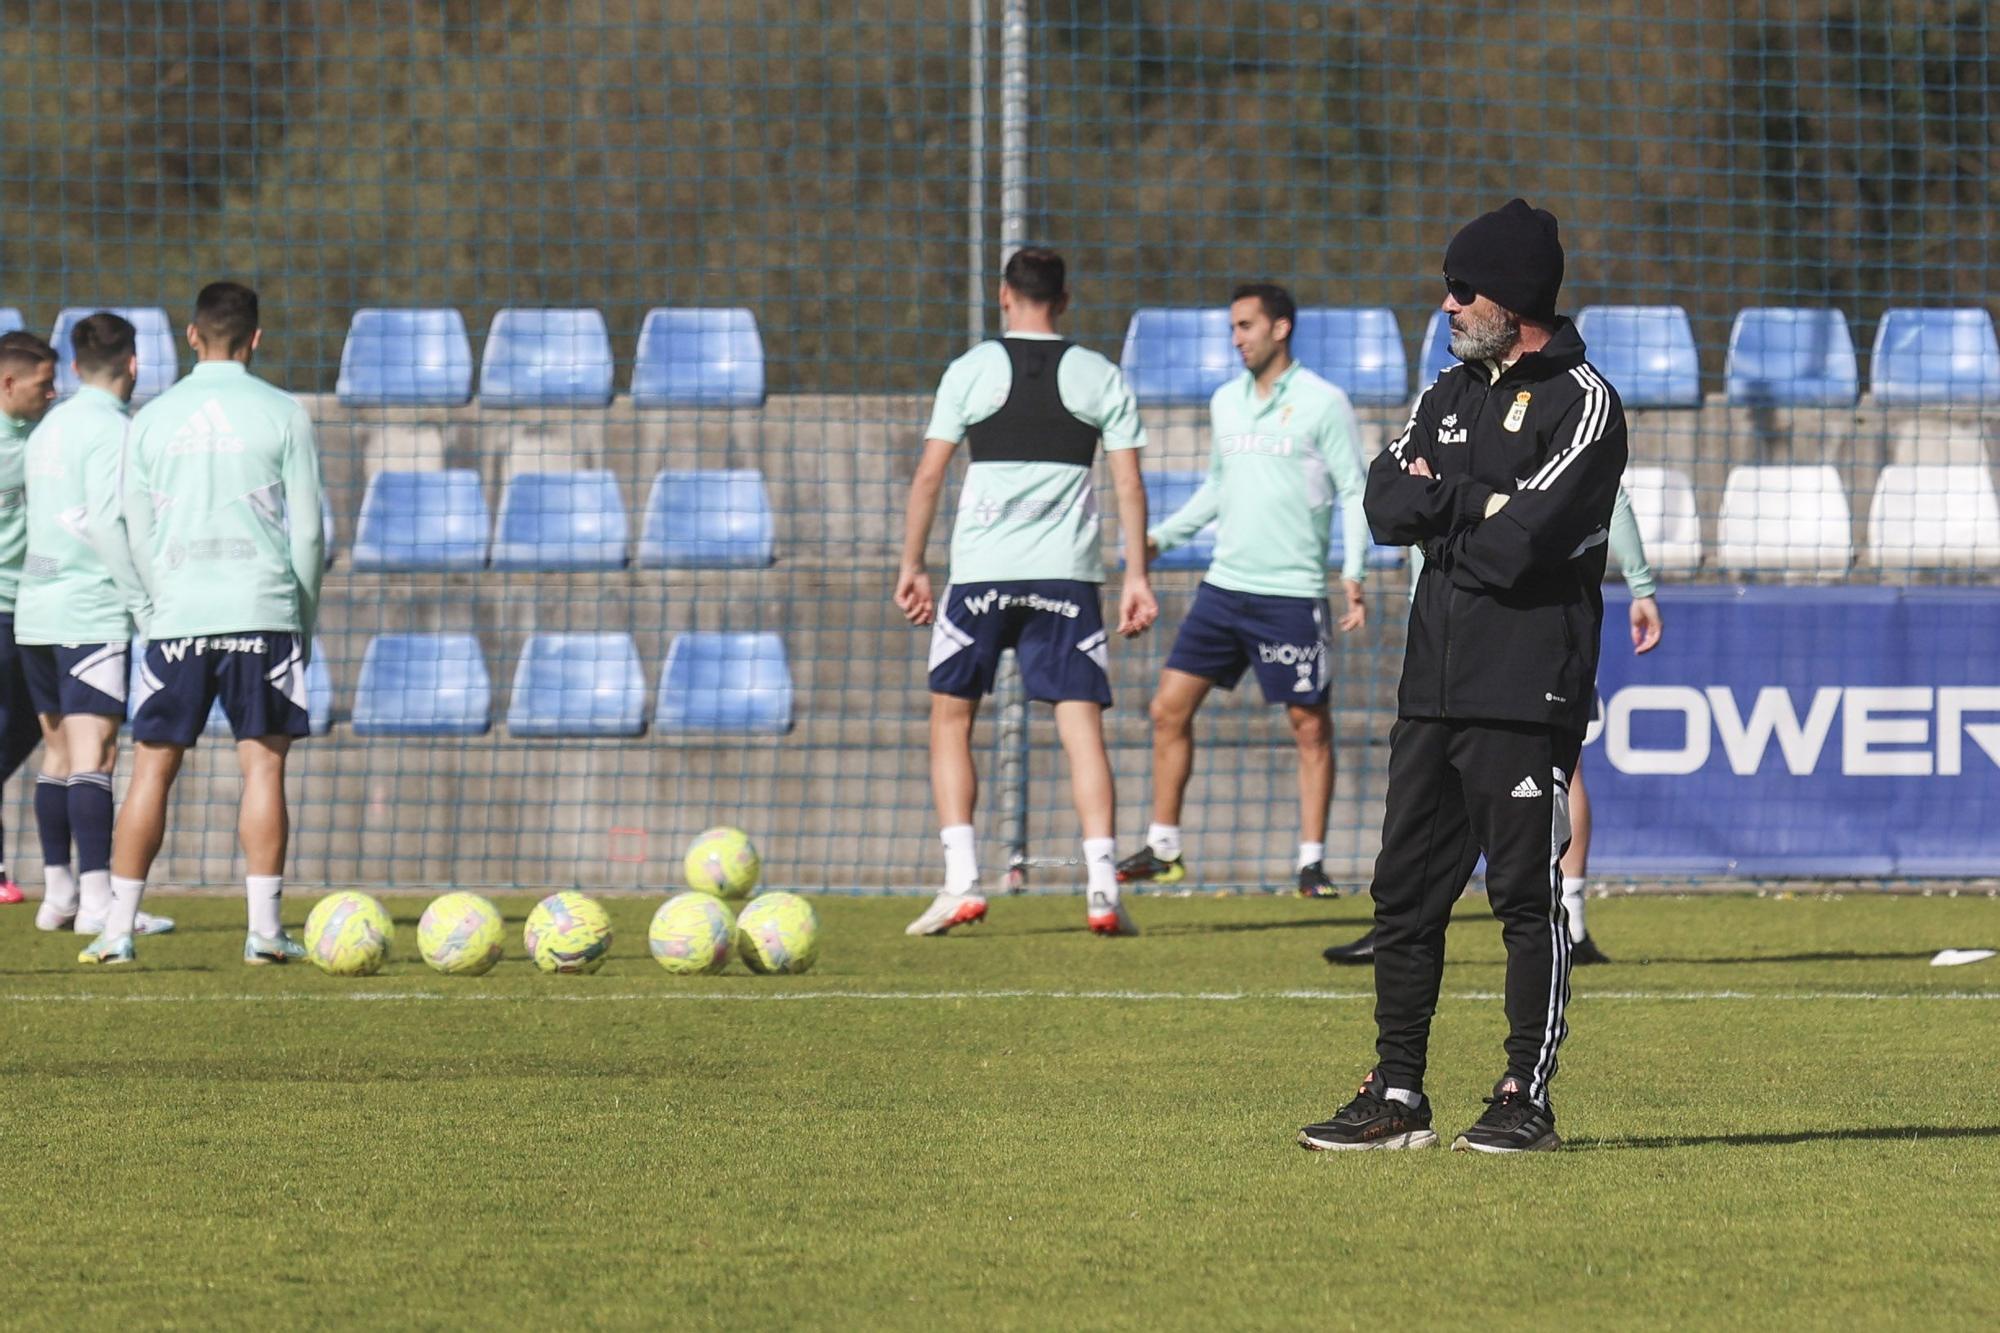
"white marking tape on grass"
6,987,2000,1005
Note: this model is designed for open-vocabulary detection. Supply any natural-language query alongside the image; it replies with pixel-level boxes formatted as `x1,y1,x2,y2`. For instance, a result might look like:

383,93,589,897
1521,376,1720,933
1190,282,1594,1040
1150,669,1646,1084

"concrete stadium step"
96,729,1393,892
309,568,1410,722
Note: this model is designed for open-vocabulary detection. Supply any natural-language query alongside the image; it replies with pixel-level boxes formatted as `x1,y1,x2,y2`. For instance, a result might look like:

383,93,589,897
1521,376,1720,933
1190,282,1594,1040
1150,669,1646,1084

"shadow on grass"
1626,950,1941,966
1569,1124,2000,1151
0,964,217,976
1141,916,1371,937
1012,916,1369,937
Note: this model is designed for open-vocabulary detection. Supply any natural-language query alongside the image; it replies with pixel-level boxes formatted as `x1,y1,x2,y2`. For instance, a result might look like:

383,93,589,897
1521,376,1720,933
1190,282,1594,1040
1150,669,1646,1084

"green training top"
16,386,145,644
0,413,32,613
115,361,326,643
1605,485,1655,598
1150,362,1369,597
923,333,1145,584
1407,482,1657,599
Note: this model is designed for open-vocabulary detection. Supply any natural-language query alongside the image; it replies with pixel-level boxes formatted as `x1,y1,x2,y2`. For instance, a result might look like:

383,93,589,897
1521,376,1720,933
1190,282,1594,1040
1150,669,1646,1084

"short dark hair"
1230,282,1297,341
1003,247,1067,305
0,330,58,374
194,280,260,352
70,312,138,378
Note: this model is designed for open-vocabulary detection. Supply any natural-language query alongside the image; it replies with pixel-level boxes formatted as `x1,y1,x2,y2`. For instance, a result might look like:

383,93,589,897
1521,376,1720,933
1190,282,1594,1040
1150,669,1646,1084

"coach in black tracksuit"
1297,200,1627,1155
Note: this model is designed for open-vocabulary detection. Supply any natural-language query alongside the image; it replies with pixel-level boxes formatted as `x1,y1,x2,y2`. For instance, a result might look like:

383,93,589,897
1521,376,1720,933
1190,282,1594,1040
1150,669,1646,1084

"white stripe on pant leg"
1530,765,1573,1104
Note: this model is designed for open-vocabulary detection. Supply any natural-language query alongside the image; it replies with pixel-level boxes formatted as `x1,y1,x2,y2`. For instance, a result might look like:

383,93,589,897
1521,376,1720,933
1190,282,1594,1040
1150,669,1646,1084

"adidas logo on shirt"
164,399,246,456
1510,776,1543,799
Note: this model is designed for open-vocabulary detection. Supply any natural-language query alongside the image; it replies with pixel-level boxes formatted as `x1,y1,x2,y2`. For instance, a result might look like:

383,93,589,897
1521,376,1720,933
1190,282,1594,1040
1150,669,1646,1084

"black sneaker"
1297,862,1343,899
1298,1069,1438,1151
1321,926,1377,965
1450,1076,1560,1153
1115,847,1186,885
1571,933,1611,966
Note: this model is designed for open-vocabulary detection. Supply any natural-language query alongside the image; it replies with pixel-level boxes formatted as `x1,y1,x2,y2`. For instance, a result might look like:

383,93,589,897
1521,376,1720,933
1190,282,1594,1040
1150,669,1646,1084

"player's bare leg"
1117,668,1209,886
236,736,291,876
908,693,988,936
1288,702,1342,898
238,735,303,962
1559,759,1608,964
59,712,170,938
1055,699,1133,935
84,741,183,963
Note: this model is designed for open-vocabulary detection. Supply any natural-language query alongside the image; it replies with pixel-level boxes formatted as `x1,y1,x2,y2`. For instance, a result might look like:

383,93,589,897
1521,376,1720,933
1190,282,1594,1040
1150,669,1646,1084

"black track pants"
1368,717,1582,1103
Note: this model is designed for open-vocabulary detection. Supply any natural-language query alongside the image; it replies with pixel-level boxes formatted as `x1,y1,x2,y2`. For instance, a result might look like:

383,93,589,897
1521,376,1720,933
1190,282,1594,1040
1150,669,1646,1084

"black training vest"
963,338,1101,467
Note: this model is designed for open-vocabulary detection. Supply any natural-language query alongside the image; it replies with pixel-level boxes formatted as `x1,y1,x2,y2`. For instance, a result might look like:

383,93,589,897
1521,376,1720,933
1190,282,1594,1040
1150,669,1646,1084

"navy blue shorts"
0,614,41,765
1164,581,1331,706
132,633,311,746
21,642,129,719
928,580,1112,706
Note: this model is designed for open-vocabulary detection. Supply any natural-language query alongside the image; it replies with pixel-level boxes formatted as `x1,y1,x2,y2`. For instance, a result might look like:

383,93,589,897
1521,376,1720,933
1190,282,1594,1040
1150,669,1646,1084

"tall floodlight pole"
995,0,1038,890
967,0,987,348
999,0,1028,260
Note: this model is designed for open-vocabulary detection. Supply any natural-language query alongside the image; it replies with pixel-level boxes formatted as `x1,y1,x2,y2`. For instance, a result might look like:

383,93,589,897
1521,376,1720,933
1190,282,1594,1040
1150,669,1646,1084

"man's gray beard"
1449,309,1521,362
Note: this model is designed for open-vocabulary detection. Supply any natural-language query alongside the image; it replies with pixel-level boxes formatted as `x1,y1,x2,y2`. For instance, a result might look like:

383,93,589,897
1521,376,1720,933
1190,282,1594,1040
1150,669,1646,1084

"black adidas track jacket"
1364,318,1628,736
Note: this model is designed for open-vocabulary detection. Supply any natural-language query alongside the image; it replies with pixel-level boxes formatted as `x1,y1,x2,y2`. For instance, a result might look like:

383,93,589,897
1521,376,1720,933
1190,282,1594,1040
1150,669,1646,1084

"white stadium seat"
1620,466,1703,574
1867,464,2000,568
1717,465,1853,572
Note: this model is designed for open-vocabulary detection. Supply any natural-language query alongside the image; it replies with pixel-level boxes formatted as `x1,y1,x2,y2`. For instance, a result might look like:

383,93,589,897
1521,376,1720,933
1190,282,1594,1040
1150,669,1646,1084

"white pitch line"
5,988,2000,1005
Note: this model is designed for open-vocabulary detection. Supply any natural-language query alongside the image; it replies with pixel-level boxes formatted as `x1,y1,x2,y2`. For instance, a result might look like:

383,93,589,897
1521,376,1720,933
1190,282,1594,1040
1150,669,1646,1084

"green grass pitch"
3,892,1997,1330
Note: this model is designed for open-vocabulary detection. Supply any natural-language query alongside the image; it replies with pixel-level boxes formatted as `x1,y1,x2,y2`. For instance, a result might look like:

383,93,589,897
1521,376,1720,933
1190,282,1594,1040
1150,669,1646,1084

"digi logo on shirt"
1220,433,1295,457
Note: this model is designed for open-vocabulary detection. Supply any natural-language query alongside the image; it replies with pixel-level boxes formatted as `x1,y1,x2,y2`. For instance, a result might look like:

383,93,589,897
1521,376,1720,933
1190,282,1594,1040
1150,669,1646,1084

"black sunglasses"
1443,275,1478,305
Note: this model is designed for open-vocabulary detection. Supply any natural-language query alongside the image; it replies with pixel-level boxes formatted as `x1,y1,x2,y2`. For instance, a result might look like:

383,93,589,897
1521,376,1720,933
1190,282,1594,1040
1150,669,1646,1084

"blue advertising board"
1587,586,2000,876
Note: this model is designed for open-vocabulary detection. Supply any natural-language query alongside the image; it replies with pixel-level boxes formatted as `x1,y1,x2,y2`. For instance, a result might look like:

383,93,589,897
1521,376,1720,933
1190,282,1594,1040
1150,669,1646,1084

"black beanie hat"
1443,199,1564,324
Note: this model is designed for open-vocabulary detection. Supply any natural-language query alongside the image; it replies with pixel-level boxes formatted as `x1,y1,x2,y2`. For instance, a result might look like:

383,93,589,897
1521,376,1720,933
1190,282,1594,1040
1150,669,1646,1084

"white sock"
1384,1086,1422,1107
1561,875,1587,945
1298,840,1325,871
106,875,146,941
43,864,79,915
939,825,979,896
1146,823,1181,861
1082,837,1118,896
79,871,113,922
247,875,285,938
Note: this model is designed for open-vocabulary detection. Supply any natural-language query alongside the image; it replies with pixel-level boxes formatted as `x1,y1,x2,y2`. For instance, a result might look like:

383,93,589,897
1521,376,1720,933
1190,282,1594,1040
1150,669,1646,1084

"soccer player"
1320,488,1663,967
1559,498,1661,964
895,247,1157,936
1113,283,1368,896
78,282,325,965
1298,200,1626,1153
0,331,61,905
19,313,173,938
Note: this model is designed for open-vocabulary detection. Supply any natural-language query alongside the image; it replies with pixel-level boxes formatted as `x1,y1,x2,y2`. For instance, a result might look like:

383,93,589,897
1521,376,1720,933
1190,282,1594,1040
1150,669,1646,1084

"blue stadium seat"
653,632,793,735
478,308,615,407
1290,308,1408,406
1328,508,1406,570
1120,308,1236,405
336,308,474,406
0,309,21,335
1575,306,1702,408
1144,471,1215,570
490,470,629,571
506,633,647,737
1417,309,1455,387
351,470,490,571
1869,308,2000,405
630,307,766,408
1725,308,1859,407
51,307,178,405
352,633,491,737
637,469,776,568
